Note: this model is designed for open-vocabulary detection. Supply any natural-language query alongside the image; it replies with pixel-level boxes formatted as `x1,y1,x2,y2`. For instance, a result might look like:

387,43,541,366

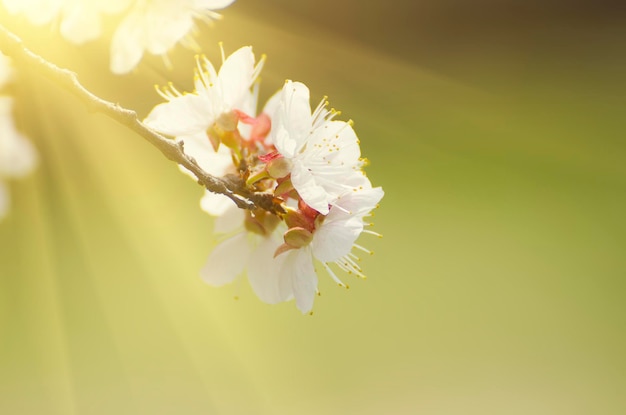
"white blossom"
142,51,383,314
270,80,365,215
144,46,265,220
144,45,263,140
277,183,384,313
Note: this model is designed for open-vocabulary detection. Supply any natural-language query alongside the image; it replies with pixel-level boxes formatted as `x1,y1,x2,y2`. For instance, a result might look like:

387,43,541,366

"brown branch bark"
0,24,281,214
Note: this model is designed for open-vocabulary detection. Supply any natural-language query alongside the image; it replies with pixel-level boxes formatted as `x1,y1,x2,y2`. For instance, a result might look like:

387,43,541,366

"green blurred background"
1,0,625,413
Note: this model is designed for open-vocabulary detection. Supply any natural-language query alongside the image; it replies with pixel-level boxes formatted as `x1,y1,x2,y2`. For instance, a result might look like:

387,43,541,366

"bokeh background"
1,0,626,414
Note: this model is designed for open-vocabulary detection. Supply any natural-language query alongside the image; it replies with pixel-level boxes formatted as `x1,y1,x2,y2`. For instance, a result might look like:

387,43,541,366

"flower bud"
244,215,266,235
274,177,294,196
274,243,295,258
216,110,239,132
284,227,313,248
267,157,292,179
284,209,314,232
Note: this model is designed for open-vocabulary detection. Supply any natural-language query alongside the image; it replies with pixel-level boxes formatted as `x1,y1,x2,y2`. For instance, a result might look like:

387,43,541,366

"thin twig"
0,24,281,213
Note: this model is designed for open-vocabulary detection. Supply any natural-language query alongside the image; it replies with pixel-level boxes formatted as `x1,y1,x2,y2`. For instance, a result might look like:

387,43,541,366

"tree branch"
0,24,281,214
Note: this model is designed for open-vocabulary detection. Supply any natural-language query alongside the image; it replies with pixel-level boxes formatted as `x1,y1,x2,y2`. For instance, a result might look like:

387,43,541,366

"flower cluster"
1,0,234,74
144,47,384,313
0,53,37,220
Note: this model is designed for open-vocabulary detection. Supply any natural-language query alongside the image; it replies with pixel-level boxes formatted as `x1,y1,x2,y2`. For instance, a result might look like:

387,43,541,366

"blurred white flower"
0,53,13,86
2,0,64,26
110,0,235,74
60,0,132,44
0,97,38,220
0,54,38,220
270,80,365,215
1,0,235,73
2,0,131,44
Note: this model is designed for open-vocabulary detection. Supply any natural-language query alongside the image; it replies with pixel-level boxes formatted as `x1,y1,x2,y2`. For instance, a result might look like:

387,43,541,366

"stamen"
322,262,347,288
331,203,351,214
334,258,367,279
343,255,363,273
353,243,374,255
348,252,361,262
158,52,171,70
311,97,329,124
253,54,266,82
155,84,169,100
196,10,222,24
219,41,226,63
362,229,383,238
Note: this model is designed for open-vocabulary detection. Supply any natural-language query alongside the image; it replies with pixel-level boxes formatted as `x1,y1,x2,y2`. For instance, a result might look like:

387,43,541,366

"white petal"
310,120,361,167
0,53,14,87
60,3,102,44
0,98,38,178
200,191,234,216
0,181,9,220
312,186,383,262
144,5,194,55
281,248,318,313
247,235,291,304
178,134,233,176
200,232,250,286
213,204,244,234
200,193,244,234
312,216,362,263
218,46,256,109
4,0,63,25
272,81,312,157
334,186,385,218
110,11,145,74
262,88,282,120
273,125,297,159
290,161,330,214
144,94,211,137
